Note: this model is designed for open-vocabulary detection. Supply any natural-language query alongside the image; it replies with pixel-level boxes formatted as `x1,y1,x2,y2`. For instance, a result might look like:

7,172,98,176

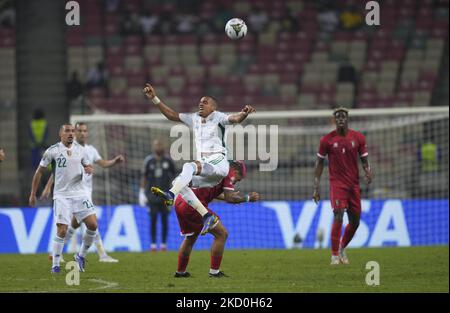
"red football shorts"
329,184,361,216
174,196,220,236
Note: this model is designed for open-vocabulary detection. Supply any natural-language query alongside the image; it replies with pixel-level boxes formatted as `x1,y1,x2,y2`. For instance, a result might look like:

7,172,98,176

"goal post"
68,106,450,249
71,106,449,205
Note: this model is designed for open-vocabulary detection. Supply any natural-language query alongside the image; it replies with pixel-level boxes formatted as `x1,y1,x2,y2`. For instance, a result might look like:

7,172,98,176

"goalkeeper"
143,83,256,235
139,139,176,252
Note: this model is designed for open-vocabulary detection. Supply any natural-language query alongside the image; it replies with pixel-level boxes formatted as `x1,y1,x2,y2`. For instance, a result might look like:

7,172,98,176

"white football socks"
64,226,76,244
170,163,197,195
179,186,209,217
95,233,107,258
52,235,65,267
79,229,97,257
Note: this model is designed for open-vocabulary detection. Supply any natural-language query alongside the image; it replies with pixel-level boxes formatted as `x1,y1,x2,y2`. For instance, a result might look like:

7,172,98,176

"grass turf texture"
0,246,447,293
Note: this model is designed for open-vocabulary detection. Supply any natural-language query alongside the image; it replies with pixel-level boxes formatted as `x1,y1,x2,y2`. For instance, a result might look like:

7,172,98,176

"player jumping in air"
174,161,259,278
42,122,124,263
313,107,373,265
143,83,256,235
29,124,96,273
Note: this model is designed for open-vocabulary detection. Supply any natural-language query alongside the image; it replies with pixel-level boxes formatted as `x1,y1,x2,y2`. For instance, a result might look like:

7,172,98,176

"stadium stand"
0,0,448,206
0,1,19,204
61,0,449,114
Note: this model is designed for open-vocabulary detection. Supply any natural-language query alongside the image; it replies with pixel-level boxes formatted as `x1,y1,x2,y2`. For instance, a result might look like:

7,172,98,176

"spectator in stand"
157,8,174,35
317,6,339,33
212,4,234,33
86,62,108,91
340,3,363,30
0,148,5,163
197,16,214,37
278,7,300,32
104,0,120,12
0,0,15,28
248,5,269,33
121,10,141,36
67,71,84,101
29,109,49,169
140,10,159,35
337,60,357,108
176,13,196,34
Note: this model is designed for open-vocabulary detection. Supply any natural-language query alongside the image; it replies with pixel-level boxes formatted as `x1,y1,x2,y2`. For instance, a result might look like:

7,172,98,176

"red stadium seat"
144,35,164,45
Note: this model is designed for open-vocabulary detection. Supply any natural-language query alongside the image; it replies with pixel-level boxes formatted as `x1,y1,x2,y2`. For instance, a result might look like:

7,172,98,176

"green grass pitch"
0,246,447,293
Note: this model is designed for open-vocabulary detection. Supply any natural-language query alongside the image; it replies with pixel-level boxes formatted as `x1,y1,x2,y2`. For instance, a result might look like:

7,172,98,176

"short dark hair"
33,109,45,119
333,107,349,116
59,123,73,131
75,122,87,129
229,160,247,177
206,96,219,108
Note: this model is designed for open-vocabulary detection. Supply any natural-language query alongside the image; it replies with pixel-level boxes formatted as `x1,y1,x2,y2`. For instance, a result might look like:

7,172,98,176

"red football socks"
210,255,223,270
177,254,190,273
341,224,357,249
331,220,343,256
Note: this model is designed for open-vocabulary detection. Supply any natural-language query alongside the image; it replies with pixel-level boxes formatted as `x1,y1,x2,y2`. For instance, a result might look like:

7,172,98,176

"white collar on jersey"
198,111,216,122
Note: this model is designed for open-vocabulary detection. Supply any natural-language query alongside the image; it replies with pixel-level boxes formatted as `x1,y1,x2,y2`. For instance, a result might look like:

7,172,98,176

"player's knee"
58,229,67,238
184,235,197,247
222,228,229,241
334,211,344,222
85,222,98,231
192,161,202,175
57,225,68,238
351,219,360,229
71,220,80,229
216,227,228,241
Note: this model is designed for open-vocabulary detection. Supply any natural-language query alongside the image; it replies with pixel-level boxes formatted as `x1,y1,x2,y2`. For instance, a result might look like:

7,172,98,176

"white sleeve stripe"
317,153,325,159
180,232,196,237
361,152,369,157
223,187,234,190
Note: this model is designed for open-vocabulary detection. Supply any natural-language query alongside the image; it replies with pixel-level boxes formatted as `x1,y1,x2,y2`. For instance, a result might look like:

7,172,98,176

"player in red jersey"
174,161,259,278
313,107,373,265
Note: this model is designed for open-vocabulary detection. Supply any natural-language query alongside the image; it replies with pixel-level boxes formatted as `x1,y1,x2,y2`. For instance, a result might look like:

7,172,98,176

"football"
225,18,247,40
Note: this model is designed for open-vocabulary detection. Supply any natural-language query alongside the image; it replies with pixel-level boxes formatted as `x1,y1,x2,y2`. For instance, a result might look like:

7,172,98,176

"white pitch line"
88,278,119,290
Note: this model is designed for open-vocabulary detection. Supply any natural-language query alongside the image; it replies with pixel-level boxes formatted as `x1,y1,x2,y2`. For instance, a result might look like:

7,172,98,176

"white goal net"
71,106,449,206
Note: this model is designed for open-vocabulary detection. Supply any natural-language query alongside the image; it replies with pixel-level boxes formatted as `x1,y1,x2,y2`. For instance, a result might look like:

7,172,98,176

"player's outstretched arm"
96,154,125,168
29,166,47,207
0,148,5,162
138,175,148,207
222,190,260,203
83,164,94,175
143,83,181,122
228,105,256,124
40,174,54,200
313,157,324,203
361,156,373,184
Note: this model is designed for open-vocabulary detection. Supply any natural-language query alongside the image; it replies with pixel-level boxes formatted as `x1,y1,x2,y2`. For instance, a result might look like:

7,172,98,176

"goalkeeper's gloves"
139,188,148,207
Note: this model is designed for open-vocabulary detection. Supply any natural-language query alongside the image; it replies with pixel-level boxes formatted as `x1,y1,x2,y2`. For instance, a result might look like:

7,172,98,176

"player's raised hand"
248,191,260,202
40,187,51,200
0,148,5,162
139,188,147,207
114,154,125,164
143,83,156,99
29,194,37,207
313,188,320,204
242,105,256,116
364,170,373,185
84,164,94,175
